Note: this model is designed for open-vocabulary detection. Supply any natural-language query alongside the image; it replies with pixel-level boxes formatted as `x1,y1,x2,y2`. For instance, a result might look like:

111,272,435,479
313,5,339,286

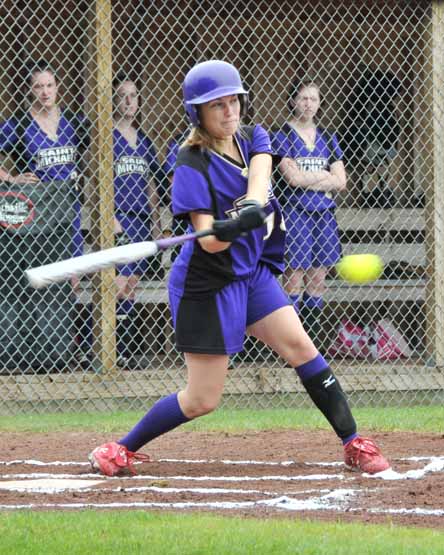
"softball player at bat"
89,61,390,476
270,80,346,345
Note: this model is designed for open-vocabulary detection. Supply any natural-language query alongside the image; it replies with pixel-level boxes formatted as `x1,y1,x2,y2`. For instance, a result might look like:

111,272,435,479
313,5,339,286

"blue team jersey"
0,109,87,182
270,123,343,211
163,130,190,175
169,124,285,297
113,129,161,214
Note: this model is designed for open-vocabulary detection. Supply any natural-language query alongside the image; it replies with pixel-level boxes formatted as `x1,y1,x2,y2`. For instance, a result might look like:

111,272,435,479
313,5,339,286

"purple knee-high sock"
302,292,324,310
119,393,190,452
295,353,328,382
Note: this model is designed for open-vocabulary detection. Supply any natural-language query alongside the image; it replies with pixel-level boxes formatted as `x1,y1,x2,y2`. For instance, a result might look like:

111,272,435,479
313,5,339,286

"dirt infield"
1,430,443,528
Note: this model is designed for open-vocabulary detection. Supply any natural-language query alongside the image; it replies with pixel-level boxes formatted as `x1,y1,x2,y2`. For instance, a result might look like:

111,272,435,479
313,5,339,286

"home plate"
0,479,104,492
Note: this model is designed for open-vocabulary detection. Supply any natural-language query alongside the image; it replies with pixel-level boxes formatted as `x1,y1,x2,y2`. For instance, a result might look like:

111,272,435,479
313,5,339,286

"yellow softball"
335,254,384,284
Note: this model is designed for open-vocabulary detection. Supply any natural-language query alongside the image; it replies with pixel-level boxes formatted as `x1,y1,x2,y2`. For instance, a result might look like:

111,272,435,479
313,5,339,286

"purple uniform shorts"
284,208,341,270
169,262,290,355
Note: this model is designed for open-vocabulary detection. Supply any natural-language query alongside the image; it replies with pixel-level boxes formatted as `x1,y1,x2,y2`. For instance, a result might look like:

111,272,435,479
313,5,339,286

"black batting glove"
212,200,266,242
212,218,244,242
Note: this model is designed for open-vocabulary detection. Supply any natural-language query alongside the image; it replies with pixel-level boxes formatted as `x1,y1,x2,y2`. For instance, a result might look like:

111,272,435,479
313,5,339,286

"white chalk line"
1,454,443,473
2,455,444,483
0,482,331,496
0,458,339,468
2,489,444,517
0,472,347,482
1,457,443,517
0,489,356,512
365,457,444,480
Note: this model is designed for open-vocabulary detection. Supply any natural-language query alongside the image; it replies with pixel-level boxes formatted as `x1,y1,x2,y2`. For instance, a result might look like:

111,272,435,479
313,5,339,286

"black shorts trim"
175,295,227,354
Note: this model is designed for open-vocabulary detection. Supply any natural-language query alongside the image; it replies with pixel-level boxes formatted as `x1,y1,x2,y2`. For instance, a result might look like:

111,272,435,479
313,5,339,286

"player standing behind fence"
163,127,190,262
0,59,88,372
89,61,390,476
271,81,346,347
111,72,163,366
76,73,164,367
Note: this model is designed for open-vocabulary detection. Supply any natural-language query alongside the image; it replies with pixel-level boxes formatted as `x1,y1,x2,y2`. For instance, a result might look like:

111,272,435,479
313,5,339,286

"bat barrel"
25,228,215,289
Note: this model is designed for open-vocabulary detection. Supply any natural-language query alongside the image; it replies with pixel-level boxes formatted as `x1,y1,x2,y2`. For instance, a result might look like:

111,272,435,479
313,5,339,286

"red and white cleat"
344,436,390,474
89,441,150,477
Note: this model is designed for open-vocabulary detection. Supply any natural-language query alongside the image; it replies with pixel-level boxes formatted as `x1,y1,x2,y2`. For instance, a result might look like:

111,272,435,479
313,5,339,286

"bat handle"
155,228,214,250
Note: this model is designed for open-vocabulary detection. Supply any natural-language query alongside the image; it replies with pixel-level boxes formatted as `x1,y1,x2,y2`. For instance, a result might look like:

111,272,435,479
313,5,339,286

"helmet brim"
185,86,248,106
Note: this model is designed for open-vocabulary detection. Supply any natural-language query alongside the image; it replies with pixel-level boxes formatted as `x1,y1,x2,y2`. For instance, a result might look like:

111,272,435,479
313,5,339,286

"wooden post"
432,0,444,367
87,0,116,373
425,1,444,367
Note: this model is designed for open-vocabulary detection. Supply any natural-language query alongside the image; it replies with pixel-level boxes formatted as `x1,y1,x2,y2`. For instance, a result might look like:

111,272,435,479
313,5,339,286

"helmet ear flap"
239,94,249,119
184,103,199,126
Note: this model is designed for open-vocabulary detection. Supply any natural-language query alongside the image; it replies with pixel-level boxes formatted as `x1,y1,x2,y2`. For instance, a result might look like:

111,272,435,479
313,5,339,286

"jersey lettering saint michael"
113,129,161,215
0,110,87,181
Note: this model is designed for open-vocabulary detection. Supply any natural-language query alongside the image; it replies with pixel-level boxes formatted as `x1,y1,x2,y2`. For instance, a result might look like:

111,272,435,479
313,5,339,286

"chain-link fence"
0,0,443,413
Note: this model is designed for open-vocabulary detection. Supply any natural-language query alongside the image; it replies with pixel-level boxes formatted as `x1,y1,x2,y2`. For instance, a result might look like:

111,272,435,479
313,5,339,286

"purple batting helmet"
182,60,248,126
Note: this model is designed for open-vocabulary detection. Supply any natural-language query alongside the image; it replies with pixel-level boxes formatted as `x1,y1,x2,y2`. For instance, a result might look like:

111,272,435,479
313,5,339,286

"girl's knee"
180,394,220,418
284,336,319,367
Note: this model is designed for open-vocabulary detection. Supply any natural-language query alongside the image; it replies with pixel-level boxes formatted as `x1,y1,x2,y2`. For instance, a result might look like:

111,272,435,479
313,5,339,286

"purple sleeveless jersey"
169,124,286,297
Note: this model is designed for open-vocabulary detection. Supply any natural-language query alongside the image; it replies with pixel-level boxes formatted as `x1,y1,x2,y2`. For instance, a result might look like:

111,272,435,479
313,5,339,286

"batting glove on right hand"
212,200,266,242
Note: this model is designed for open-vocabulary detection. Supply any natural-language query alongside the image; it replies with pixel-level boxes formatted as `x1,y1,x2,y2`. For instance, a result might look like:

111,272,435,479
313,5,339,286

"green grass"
2,511,444,555
1,405,443,433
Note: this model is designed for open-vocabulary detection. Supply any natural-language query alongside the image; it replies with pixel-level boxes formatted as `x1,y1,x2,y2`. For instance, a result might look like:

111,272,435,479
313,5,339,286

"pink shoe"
89,441,150,477
344,436,390,474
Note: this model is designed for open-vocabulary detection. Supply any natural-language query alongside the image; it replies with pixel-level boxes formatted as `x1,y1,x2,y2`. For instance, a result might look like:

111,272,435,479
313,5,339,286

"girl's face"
292,85,320,121
200,95,240,139
30,70,58,109
114,80,139,119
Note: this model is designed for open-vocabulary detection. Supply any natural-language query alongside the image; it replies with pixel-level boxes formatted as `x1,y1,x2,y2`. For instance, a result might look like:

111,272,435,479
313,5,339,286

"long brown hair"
183,126,214,150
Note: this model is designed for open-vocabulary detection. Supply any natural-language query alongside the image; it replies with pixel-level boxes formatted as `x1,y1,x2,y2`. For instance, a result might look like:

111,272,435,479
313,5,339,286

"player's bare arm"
191,212,230,253
312,160,347,192
279,157,330,188
0,166,40,184
245,152,271,206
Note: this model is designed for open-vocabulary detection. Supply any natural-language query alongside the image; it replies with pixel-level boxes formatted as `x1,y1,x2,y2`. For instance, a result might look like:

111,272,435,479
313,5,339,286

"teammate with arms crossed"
271,80,345,345
89,61,390,475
